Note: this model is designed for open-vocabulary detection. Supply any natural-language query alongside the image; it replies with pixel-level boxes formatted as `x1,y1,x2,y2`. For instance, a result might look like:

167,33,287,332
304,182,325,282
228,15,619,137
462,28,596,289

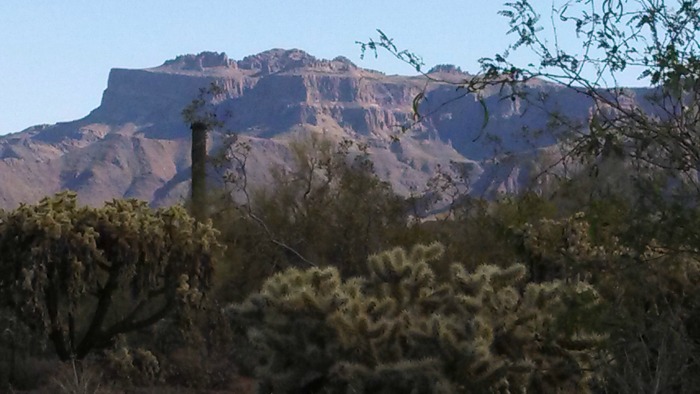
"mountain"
0,49,646,209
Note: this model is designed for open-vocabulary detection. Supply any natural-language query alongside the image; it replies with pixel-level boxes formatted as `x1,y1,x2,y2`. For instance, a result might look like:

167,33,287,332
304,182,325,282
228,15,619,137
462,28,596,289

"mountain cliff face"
0,49,630,209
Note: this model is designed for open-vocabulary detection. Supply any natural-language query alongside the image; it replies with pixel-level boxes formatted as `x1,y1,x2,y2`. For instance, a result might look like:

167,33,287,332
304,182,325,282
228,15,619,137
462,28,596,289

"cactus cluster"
104,338,161,385
0,191,220,360
229,243,603,393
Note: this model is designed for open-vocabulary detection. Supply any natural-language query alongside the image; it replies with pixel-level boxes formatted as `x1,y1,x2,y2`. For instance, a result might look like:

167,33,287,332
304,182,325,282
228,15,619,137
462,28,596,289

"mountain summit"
0,49,632,208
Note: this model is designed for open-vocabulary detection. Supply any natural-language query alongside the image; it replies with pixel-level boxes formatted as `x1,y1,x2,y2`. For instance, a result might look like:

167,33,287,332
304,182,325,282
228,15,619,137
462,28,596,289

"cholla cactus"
229,243,603,393
104,339,161,385
0,192,220,360
517,212,700,392
515,212,630,283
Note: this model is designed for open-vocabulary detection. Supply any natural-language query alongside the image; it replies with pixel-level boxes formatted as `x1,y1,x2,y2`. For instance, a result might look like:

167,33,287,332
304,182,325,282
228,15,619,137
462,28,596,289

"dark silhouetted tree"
0,192,220,360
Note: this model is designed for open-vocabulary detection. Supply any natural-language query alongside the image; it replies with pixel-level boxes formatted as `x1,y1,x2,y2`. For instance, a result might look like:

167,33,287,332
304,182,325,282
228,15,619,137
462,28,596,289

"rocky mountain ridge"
0,49,637,209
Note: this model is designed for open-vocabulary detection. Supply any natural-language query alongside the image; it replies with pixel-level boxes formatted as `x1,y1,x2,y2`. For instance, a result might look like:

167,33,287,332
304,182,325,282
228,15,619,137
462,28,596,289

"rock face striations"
0,49,628,209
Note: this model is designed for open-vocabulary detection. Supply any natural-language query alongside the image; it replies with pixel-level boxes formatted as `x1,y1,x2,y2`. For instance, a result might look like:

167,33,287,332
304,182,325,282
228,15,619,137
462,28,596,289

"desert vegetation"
3,1,700,393
2,133,700,392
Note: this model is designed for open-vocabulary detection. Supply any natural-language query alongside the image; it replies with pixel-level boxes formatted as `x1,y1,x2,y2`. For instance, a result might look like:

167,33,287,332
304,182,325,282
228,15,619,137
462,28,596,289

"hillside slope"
0,49,636,208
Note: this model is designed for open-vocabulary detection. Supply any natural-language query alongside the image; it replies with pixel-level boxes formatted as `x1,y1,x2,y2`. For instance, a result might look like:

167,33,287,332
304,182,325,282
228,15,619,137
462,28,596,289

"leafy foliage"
516,211,700,392
8,4,700,392
360,2,700,206
210,134,409,302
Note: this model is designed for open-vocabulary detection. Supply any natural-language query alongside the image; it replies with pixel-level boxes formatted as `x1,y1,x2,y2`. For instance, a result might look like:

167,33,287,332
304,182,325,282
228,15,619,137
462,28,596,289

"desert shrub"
0,309,53,390
102,341,161,387
422,193,560,278
228,243,603,393
0,355,56,391
516,212,700,392
210,134,409,303
49,358,106,394
150,309,236,390
0,191,221,361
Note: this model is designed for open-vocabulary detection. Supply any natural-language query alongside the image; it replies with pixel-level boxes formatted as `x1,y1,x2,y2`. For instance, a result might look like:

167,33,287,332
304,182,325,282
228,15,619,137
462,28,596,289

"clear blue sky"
0,1,645,135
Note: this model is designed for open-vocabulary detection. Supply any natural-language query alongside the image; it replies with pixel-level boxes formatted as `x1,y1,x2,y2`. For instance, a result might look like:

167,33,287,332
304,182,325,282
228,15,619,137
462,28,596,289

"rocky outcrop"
0,49,639,209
